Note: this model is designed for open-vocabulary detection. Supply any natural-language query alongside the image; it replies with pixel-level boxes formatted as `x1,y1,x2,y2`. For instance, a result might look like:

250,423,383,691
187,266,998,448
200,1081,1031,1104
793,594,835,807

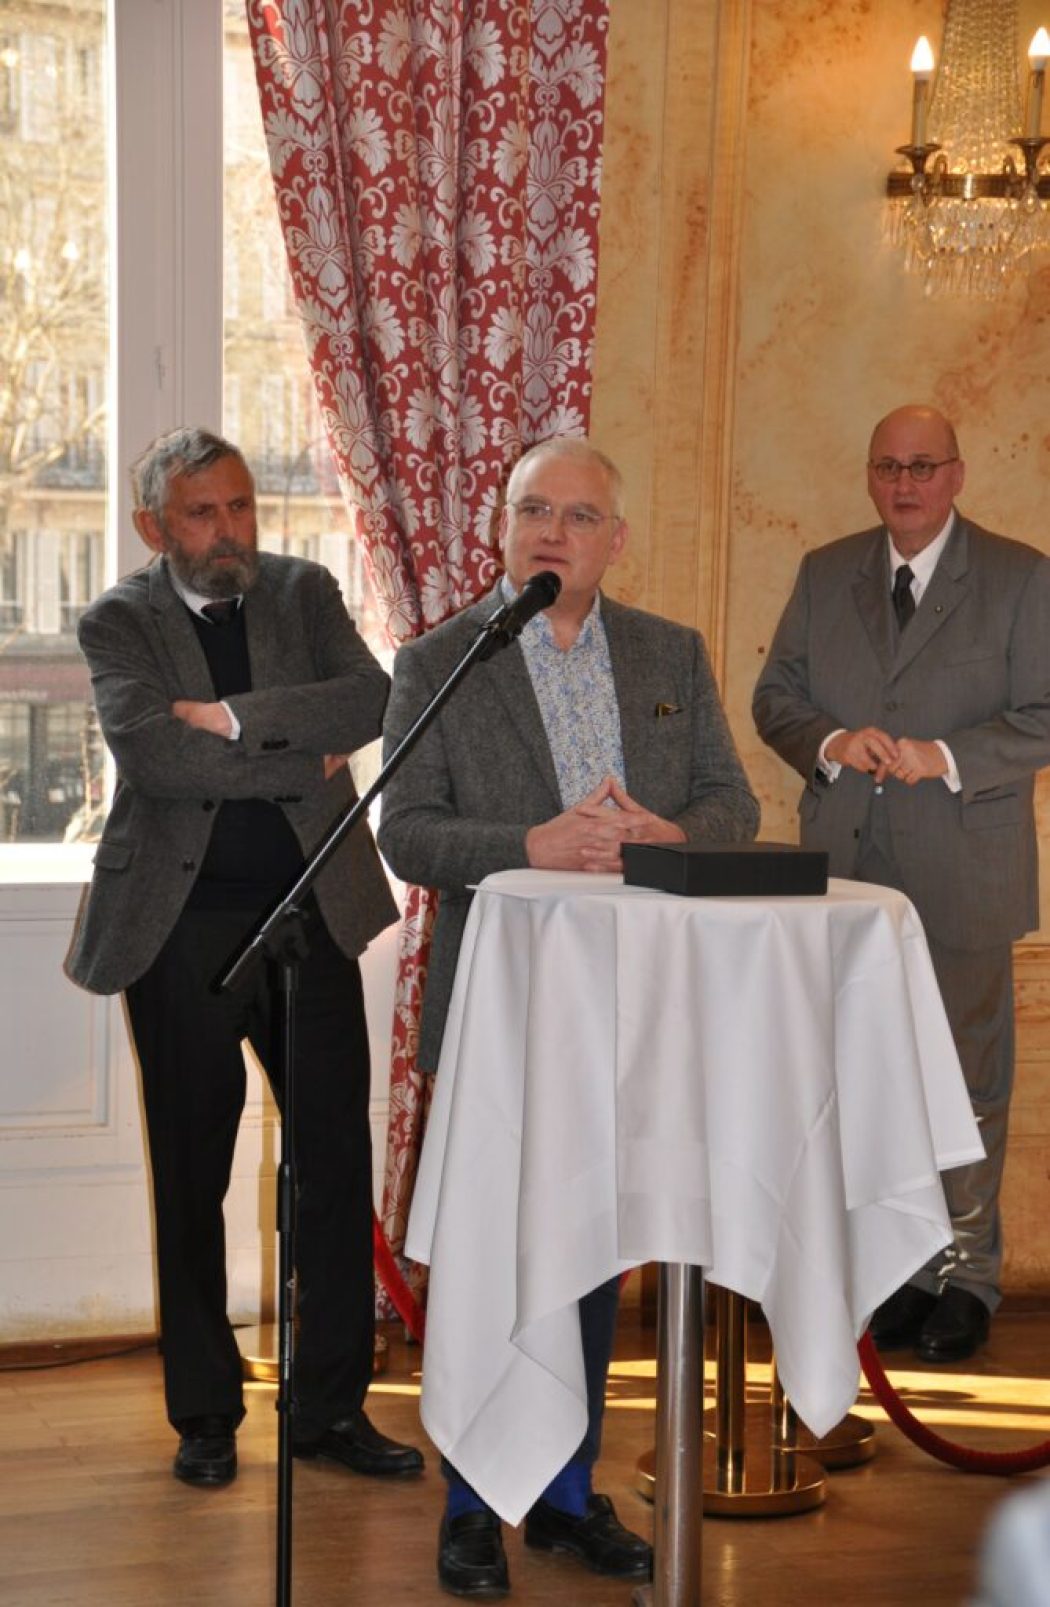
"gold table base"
635,1435,826,1518
238,1324,388,1384
635,1286,844,1518
666,1404,874,1471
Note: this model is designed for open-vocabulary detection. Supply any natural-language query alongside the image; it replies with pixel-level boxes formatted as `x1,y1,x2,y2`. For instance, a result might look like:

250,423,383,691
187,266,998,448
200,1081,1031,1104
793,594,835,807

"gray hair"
130,427,249,523
505,437,625,519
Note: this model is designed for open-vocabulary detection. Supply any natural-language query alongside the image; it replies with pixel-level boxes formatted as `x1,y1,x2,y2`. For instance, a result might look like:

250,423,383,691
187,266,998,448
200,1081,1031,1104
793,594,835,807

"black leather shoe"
524,1493,652,1579
293,1408,424,1477
173,1416,237,1486
437,1511,510,1598
869,1284,938,1349
915,1286,990,1363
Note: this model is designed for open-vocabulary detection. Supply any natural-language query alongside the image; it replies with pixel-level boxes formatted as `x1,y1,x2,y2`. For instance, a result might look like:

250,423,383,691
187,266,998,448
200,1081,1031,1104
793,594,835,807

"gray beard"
167,542,260,599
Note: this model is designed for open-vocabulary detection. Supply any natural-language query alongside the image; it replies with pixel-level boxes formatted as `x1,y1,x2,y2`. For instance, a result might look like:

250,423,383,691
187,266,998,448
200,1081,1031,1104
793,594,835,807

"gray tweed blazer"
378,587,760,1070
66,553,398,995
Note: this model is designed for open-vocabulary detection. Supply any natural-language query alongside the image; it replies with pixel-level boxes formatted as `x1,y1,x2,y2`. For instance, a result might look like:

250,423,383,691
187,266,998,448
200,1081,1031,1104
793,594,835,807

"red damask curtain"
246,0,610,1316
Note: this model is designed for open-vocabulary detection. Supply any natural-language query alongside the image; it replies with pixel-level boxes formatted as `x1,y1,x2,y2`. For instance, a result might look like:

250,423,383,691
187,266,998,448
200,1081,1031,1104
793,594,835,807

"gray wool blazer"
378,586,760,1070
753,515,1050,952
66,553,398,996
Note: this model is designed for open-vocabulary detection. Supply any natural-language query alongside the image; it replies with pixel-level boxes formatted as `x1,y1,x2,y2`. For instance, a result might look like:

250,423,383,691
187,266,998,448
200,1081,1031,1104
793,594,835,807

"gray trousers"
856,798,1014,1312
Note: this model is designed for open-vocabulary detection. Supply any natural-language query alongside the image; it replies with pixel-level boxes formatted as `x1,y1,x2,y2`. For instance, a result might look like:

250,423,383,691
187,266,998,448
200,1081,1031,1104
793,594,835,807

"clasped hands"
825,726,947,787
170,700,347,779
525,776,685,873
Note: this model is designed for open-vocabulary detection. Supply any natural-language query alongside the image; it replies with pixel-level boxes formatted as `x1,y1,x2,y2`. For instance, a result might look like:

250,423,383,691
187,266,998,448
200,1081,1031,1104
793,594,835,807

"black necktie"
891,565,915,632
201,598,240,627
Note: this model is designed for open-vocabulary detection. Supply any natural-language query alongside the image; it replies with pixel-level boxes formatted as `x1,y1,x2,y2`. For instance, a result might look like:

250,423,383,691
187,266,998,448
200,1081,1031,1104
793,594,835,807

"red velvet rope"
858,1329,1050,1475
372,1210,426,1345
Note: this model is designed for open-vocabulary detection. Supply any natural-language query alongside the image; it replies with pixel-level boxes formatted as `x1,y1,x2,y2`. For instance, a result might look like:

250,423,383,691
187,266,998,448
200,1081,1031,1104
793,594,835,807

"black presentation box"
622,841,829,898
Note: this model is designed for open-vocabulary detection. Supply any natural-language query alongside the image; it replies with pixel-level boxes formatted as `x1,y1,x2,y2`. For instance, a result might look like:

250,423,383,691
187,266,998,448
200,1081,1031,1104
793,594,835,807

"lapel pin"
655,702,682,718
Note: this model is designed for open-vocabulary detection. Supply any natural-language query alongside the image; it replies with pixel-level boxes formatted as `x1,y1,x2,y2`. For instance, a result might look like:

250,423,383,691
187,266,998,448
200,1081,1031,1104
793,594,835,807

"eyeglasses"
868,457,959,483
508,498,619,532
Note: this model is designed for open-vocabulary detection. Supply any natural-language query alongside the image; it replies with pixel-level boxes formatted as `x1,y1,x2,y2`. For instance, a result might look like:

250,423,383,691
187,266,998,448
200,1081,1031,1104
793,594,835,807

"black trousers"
125,902,375,1439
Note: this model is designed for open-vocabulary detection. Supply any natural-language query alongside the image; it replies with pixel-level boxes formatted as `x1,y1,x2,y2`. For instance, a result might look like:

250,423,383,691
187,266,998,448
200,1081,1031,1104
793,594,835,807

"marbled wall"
591,0,1050,1294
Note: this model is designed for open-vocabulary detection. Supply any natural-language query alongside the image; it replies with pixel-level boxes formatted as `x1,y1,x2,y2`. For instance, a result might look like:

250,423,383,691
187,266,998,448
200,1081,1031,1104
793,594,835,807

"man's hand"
525,776,685,874
590,777,687,847
825,726,899,784
889,738,948,786
171,699,234,739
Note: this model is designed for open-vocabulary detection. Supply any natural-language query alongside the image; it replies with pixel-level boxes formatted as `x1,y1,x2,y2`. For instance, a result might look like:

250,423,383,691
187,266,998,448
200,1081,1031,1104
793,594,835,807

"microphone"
476,570,562,659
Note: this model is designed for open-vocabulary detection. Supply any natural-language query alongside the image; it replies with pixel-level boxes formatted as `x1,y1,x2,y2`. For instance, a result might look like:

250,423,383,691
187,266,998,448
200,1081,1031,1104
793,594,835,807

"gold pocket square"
655,702,683,718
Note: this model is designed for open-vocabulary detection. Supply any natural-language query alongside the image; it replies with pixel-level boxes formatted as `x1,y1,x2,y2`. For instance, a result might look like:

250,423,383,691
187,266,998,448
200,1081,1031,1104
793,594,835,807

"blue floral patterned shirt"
505,579,625,808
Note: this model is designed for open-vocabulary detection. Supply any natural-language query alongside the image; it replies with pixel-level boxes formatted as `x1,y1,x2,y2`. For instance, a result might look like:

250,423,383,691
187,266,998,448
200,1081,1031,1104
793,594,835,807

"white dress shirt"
819,513,960,790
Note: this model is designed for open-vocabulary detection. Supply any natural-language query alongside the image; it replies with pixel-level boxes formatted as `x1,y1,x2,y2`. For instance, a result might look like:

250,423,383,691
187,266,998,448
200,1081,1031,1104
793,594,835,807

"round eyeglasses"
868,457,959,483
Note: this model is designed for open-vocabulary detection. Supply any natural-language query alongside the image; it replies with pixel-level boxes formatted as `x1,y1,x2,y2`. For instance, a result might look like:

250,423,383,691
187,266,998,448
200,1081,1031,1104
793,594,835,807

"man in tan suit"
754,404,1050,1363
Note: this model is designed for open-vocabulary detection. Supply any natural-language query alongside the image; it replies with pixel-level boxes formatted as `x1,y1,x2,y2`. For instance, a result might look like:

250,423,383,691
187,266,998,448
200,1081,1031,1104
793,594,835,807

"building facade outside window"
0,1,377,848
221,1,380,685
0,2,107,846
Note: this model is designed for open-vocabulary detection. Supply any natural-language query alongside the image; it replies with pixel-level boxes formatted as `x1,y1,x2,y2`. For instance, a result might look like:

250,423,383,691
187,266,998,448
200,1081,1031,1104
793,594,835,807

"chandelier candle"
910,35,935,147
1026,28,1050,139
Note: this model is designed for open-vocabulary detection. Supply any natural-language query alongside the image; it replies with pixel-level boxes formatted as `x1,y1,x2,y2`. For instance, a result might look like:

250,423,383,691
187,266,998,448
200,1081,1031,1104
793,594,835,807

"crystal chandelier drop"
885,0,1050,296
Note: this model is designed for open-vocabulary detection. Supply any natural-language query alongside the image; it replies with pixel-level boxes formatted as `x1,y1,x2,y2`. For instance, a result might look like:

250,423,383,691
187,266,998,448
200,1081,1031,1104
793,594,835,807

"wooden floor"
1,1306,1048,1606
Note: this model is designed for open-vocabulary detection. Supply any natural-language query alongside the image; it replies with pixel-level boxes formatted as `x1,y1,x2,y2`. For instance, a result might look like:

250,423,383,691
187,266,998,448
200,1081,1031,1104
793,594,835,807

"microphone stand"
217,578,557,1607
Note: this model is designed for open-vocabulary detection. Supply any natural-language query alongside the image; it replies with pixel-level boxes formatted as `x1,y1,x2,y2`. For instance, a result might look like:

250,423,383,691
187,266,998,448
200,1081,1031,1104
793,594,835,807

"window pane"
221,5,380,652
0,1,108,845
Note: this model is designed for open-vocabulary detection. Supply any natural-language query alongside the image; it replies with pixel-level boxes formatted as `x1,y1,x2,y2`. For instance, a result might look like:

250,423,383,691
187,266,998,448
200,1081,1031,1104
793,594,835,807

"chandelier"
885,0,1050,296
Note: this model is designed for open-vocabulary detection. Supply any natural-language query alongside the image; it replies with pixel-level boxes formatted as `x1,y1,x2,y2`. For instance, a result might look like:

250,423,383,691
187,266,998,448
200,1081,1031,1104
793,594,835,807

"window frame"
111,0,223,581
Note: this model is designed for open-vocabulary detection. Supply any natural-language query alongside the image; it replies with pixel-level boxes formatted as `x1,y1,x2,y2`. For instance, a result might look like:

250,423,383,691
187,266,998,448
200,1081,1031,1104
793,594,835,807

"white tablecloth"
405,871,983,1523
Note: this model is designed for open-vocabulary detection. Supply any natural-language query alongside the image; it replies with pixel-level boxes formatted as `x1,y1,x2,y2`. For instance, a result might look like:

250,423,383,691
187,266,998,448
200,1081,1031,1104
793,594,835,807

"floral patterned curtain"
246,0,610,1316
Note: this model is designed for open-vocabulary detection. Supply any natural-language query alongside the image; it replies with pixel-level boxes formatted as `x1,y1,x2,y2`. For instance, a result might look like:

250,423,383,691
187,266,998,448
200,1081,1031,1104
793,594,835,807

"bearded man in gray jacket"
67,427,422,1489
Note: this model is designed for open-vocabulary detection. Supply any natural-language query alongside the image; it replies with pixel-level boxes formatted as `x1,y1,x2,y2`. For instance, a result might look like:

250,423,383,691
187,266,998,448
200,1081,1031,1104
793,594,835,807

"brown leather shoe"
437,1511,510,1598
524,1493,652,1579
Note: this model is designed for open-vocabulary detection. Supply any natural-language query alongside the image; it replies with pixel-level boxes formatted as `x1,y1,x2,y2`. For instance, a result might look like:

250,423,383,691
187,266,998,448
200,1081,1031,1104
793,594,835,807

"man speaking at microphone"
378,436,759,1599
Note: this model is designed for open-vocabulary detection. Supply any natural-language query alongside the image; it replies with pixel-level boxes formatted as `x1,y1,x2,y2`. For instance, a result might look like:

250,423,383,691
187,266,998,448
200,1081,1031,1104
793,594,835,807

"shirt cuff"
817,729,845,783
936,740,960,792
219,700,241,742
